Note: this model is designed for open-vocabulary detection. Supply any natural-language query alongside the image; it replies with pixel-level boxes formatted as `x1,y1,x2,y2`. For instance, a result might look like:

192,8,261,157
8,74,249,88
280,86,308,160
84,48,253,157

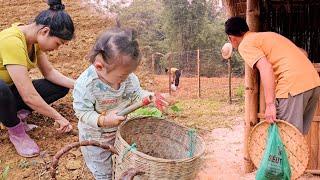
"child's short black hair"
225,16,249,37
35,0,74,40
89,27,141,69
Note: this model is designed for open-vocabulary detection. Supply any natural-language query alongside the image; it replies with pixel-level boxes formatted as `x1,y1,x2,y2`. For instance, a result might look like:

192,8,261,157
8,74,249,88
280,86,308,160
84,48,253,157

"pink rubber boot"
17,109,38,131
8,122,40,157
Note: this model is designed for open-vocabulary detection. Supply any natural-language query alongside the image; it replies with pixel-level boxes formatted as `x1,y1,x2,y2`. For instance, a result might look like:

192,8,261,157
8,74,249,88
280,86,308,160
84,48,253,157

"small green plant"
170,104,181,112
235,84,245,98
18,159,29,169
0,166,10,180
130,107,163,118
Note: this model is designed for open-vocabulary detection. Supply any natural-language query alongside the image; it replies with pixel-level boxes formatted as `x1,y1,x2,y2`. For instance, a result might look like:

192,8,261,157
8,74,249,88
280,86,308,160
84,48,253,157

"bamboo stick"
197,48,201,98
244,65,259,173
151,54,155,74
246,0,260,32
168,53,172,95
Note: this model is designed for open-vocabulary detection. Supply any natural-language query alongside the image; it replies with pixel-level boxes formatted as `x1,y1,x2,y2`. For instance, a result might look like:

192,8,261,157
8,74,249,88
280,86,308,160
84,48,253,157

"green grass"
235,84,245,98
168,87,244,131
0,165,10,180
128,87,245,132
18,159,29,169
167,94,244,131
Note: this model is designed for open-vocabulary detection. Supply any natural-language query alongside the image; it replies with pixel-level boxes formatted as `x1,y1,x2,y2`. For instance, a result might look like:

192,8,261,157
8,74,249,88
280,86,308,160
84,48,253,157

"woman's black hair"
225,16,249,37
89,27,141,69
35,0,74,40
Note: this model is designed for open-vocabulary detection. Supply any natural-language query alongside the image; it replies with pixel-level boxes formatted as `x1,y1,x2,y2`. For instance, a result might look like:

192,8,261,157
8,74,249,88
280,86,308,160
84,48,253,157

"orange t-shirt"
238,32,320,98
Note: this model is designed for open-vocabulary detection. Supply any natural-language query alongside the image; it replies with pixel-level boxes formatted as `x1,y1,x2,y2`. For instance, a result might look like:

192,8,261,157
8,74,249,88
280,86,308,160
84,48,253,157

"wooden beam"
151,54,155,74
228,58,232,104
246,0,260,32
244,65,259,173
168,53,172,95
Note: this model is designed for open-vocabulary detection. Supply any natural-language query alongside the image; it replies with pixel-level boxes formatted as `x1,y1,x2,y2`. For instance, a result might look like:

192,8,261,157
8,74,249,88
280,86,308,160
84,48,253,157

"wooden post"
244,0,260,173
197,48,201,98
168,52,172,95
151,53,155,74
244,65,259,173
308,122,319,169
187,52,189,72
247,0,260,31
224,0,237,17
228,58,232,104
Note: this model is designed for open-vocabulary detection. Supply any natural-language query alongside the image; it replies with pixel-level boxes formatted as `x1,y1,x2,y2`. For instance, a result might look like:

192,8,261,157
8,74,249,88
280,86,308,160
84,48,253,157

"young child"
73,28,167,179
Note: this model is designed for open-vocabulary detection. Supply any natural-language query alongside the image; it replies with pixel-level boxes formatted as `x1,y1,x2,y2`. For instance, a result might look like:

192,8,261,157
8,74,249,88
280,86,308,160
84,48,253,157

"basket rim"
250,119,304,137
116,117,206,163
249,119,309,180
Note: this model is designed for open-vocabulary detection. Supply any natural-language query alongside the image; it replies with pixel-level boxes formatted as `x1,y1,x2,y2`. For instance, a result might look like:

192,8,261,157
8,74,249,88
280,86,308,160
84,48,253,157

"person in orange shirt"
225,17,320,134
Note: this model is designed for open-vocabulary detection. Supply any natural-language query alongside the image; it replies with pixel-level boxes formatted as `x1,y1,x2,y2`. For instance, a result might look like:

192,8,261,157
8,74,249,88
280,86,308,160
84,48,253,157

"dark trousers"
0,79,69,127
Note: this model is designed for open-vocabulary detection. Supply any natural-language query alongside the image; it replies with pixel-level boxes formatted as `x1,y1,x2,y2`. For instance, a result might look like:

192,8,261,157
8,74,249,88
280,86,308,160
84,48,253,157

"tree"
116,0,244,76
162,0,207,52
117,0,166,53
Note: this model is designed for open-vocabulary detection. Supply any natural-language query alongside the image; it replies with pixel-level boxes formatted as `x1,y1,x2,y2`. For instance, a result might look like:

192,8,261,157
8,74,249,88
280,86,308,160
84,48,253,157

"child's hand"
98,110,126,128
153,93,170,111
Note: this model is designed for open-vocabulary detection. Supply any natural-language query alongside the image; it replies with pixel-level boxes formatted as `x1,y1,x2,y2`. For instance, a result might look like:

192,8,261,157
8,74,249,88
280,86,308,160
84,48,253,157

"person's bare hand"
55,116,72,133
265,103,276,123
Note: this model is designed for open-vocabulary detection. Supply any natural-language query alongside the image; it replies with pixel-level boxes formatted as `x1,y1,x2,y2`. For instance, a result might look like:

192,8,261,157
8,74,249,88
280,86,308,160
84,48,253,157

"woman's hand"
98,110,126,128
55,116,73,133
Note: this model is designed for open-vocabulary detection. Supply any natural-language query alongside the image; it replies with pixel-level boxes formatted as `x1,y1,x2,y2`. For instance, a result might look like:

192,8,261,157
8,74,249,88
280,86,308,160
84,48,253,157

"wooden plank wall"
306,101,320,170
306,64,320,170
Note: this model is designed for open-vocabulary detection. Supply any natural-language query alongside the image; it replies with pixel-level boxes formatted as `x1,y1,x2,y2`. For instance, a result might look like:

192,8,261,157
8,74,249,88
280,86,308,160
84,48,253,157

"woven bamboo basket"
249,120,309,179
113,117,205,180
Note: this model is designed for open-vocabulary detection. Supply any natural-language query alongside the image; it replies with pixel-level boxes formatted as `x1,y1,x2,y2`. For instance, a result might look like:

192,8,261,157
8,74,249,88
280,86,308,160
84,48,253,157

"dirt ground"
0,1,319,180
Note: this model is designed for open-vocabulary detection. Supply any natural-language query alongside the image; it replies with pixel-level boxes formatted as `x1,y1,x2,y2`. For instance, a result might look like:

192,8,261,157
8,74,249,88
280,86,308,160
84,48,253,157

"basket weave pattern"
113,117,205,180
249,120,309,180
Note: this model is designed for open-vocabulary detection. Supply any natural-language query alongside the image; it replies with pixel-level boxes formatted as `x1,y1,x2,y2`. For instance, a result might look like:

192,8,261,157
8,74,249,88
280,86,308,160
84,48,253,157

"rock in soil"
66,160,82,170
